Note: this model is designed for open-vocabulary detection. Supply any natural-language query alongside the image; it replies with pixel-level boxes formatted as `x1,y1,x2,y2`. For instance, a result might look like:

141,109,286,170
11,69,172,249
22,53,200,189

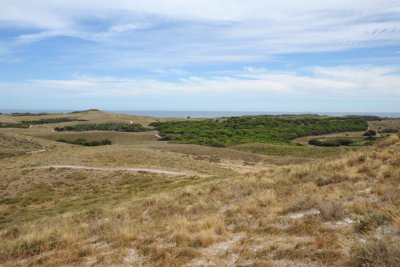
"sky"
0,0,399,112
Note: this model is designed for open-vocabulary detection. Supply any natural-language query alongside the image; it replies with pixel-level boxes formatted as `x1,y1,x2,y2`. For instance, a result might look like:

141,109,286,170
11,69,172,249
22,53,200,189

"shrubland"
151,116,368,147
57,138,112,147
54,123,149,132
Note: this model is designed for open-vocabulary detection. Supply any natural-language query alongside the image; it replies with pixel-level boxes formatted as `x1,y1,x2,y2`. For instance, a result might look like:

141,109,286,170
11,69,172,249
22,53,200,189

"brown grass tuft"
171,216,226,248
351,236,400,267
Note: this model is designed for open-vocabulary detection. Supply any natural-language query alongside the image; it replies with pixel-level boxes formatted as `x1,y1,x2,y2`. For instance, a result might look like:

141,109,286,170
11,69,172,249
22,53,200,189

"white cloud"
1,1,398,24
1,2,398,111
109,23,150,33
152,68,188,75
1,1,399,66
1,66,398,99
15,31,62,44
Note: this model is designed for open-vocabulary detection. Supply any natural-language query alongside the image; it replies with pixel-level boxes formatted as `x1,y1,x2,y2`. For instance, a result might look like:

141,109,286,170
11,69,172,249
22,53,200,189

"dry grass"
233,141,360,160
1,112,400,266
0,110,182,126
351,236,400,266
369,119,400,132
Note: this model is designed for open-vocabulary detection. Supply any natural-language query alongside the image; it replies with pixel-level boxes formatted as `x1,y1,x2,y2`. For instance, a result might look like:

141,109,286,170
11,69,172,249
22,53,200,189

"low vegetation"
309,138,355,147
0,122,30,129
1,134,399,266
54,122,149,132
69,109,101,114
10,112,50,116
151,116,368,147
232,142,357,159
0,132,44,158
57,138,112,146
0,118,86,128
380,128,399,134
363,130,377,137
22,118,87,125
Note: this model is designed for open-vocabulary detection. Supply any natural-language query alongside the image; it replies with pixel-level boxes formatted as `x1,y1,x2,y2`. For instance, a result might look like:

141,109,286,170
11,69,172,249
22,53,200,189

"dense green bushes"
54,122,148,132
22,118,86,125
151,116,368,147
57,138,112,146
308,138,355,147
346,115,381,121
363,130,377,137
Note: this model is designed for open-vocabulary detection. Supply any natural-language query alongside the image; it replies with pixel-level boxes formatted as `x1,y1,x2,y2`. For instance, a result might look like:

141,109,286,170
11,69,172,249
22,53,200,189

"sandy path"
26,149,46,154
32,165,186,175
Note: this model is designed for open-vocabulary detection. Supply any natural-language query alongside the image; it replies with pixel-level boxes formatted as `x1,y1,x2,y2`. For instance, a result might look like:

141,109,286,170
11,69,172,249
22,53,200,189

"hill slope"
0,132,45,158
1,134,399,266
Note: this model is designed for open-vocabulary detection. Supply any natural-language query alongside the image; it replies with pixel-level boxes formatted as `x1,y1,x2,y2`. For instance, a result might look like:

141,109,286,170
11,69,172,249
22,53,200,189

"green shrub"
54,123,148,132
309,138,355,147
363,130,377,137
21,118,86,125
57,138,112,146
354,213,391,233
338,138,355,146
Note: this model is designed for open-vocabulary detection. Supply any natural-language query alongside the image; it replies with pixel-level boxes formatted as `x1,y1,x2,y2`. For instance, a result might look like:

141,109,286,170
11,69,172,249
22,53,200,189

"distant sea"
1,109,400,118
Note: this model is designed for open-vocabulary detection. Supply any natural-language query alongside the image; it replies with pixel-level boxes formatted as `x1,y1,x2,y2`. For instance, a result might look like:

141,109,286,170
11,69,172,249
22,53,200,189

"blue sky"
0,0,399,112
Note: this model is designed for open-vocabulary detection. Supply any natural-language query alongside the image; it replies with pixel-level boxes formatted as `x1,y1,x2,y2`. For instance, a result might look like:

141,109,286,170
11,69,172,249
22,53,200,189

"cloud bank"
1,66,398,98
1,1,399,66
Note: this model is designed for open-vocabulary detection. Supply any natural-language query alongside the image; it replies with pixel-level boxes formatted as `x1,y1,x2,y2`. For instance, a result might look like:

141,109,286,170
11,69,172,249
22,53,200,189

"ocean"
1,109,400,118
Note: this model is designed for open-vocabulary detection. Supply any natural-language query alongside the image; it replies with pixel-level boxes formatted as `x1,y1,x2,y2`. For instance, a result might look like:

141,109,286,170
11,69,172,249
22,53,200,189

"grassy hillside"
0,132,44,158
231,142,358,159
152,116,368,147
1,131,399,266
0,110,179,132
0,118,86,129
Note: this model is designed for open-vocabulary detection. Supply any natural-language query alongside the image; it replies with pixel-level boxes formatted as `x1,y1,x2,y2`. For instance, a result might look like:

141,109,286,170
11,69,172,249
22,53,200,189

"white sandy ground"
26,149,46,154
31,165,186,176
